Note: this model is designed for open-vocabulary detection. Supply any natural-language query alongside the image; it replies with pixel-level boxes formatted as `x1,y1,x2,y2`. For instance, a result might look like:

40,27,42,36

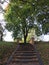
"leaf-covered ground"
0,41,17,65
0,41,49,65
36,42,49,65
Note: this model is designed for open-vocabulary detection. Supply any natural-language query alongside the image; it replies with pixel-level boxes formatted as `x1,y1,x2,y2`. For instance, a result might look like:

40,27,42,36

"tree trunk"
23,26,28,44
0,33,3,41
24,35,27,44
1,35,3,41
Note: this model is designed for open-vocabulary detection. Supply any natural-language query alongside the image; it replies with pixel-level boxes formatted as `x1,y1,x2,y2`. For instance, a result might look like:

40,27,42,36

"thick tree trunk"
24,31,28,44
24,35,27,44
23,26,28,44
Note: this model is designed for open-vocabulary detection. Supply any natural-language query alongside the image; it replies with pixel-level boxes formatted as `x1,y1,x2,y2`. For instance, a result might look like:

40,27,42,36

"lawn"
0,41,17,65
36,42,49,65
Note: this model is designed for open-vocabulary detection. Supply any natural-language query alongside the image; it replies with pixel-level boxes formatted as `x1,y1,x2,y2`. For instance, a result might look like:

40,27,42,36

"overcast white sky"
0,13,13,41
4,31,13,41
0,0,49,41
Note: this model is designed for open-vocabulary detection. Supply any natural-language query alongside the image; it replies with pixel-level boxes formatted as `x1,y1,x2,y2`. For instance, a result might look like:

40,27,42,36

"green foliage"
4,0,49,42
37,7,49,34
4,0,35,42
35,26,42,36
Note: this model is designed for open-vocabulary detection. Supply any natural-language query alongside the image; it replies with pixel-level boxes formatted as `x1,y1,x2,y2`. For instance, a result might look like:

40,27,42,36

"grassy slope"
36,42,49,65
0,41,17,65
0,41,49,65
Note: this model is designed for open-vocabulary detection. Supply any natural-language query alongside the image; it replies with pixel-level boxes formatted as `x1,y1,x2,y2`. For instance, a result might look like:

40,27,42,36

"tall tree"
4,0,49,43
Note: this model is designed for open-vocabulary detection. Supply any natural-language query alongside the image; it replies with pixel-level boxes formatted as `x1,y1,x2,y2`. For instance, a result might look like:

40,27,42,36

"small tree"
0,23,4,41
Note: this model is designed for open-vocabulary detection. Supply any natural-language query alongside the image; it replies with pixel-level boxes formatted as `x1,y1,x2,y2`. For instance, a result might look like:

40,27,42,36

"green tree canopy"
4,0,49,43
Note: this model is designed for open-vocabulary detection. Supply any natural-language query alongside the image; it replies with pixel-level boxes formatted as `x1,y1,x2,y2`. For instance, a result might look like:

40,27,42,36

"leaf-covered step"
16,49,34,51
13,55,37,59
12,58,38,62
14,52,37,56
15,51,36,53
9,62,39,65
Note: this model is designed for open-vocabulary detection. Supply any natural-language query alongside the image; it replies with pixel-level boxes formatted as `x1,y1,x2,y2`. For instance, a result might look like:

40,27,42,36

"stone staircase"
5,43,43,65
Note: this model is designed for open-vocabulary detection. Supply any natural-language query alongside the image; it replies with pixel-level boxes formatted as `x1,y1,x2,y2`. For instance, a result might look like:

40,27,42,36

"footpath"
5,43,44,65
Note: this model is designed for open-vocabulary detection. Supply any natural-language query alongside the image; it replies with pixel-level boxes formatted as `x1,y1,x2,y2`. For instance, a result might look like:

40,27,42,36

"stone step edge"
15,51,36,53
13,55,37,58
12,59,38,62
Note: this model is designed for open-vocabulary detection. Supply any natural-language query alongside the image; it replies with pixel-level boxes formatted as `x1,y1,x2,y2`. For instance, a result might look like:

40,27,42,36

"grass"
36,42,49,65
0,41,49,65
0,41,17,65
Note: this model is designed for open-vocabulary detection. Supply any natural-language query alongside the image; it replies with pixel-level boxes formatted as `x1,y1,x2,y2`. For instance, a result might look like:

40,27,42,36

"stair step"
13,56,37,59
15,51,36,53
9,62,39,65
16,49,34,51
14,52,37,56
12,58,38,62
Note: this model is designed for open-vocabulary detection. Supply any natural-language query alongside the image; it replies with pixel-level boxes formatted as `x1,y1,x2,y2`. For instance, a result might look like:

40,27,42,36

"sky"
4,31,13,41
0,13,13,41
0,0,49,41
